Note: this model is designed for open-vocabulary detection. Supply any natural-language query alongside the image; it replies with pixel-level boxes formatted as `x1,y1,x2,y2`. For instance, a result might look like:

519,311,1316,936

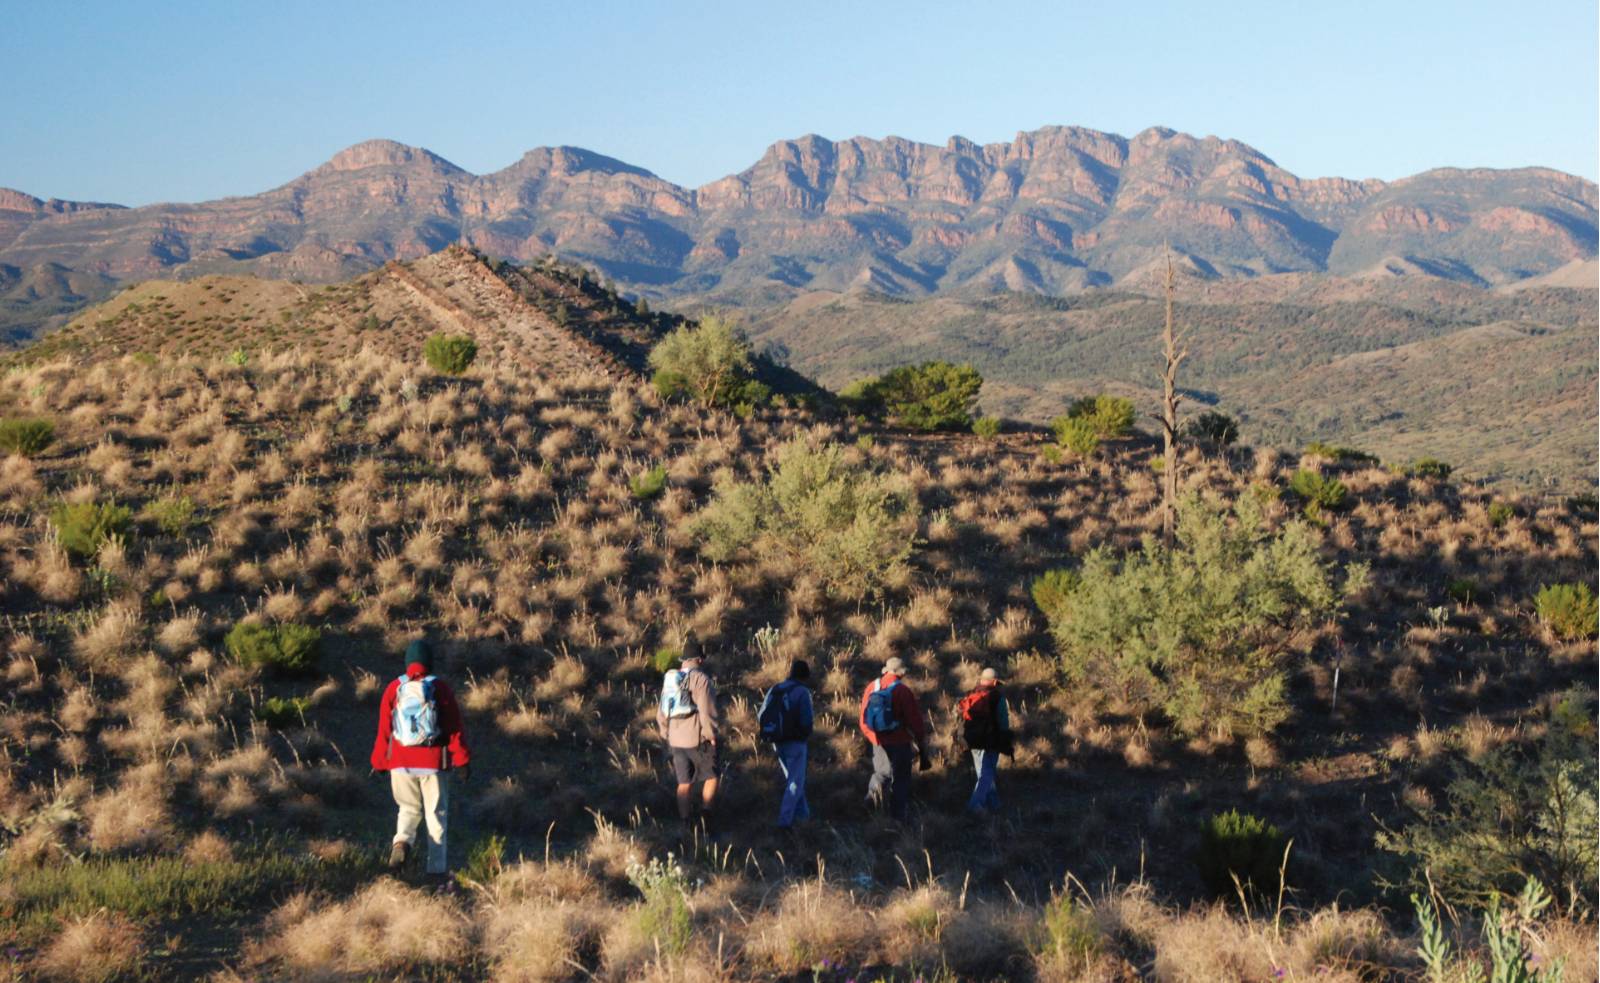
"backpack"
659,669,697,719
959,687,1001,751
759,681,809,743
392,675,441,747
864,679,901,735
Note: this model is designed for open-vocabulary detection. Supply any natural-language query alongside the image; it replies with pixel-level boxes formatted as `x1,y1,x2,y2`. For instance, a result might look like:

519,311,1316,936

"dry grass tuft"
744,879,873,973
255,879,471,975
33,911,145,983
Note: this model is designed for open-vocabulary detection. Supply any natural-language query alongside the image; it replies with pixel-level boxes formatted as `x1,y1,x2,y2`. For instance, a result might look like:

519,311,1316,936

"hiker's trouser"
775,740,810,827
869,743,914,820
968,749,999,812
391,770,449,874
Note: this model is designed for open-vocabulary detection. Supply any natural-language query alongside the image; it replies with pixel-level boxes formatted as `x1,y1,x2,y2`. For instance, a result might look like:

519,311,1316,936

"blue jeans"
968,750,999,813
869,743,915,820
775,741,810,827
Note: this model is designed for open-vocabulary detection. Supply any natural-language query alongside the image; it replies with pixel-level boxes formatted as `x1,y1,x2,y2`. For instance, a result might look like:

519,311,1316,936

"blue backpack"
392,675,440,746
759,681,809,742
864,679,901,735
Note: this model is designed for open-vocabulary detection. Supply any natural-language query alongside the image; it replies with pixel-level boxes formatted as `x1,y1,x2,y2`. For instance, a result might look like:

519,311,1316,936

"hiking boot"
387,840,409,869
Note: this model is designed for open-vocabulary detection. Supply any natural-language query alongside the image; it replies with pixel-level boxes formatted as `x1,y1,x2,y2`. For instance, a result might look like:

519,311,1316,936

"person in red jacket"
370,639,470,877
858,656,930,821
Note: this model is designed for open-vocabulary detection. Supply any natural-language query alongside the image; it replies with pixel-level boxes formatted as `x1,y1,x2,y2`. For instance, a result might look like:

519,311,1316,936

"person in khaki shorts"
655,636,720,831
370,640,471,880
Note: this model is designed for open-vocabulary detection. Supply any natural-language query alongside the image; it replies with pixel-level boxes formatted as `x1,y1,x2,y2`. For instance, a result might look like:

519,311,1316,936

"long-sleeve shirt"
858,673,928,749
758,681,814,743
370,663,471,771
656,666,718,748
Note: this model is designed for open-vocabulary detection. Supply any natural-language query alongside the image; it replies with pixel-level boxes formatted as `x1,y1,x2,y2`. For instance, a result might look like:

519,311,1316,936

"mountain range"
2,125,1596,340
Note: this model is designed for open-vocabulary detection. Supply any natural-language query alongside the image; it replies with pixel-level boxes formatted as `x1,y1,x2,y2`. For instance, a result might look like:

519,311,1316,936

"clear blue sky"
2,0,1595,206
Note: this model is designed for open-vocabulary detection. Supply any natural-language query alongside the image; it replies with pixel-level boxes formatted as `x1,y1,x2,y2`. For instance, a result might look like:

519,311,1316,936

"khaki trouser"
390,771,449,874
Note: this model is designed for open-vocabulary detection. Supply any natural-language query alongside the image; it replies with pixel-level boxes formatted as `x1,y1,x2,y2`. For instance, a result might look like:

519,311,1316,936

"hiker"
370,639,471,878
858,656,931,821
960,667,1014,815
758,659,815,829
656,636,721,830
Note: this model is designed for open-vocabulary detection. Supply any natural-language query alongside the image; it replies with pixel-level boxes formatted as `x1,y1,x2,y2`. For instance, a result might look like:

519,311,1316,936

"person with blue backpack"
370,639,471,880
757,660,815,830
858,656,930,822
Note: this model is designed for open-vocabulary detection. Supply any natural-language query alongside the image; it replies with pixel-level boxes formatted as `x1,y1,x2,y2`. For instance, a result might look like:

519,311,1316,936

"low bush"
1050,416,1101,458
0,417,55,457
1029,568,1080,621
143,494,197,537
628,465,667,500
1031,895,1101,970
1413,879,1564,983
1289,470,1348,513
1066,394,1136,438
1409,457,1453,480
49,501,133,561
1304,441,1377,465
225,622,322,675
1446,578,1480,606
972,415,1002,439
842,360,982,431
1184,410,1239,446
650,647,681,673
648,314,755,408
1196,809,1288,900
423,333,478,375
1487,501,1515,528
626,855,692,957
690,438,918,599
255,696,310,729
1534,583,1598,641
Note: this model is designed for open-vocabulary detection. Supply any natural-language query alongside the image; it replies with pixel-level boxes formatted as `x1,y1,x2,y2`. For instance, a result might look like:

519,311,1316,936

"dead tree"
1159,247,1188,548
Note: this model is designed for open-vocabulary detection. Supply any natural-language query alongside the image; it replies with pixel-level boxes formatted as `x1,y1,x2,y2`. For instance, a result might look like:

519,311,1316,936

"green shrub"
1029,568,1080,621
1032,895,1101,969
1050,416,1101,458
647,315,752,407
423,333,478,375
1487,501,1514,528
689,438,918,600
843,361,983,431
255,696,310,729
629,465,667,500
225,622,322,675
1288,470,1348,513
626,855,692,957
226,348,250,367
49,501,133,561
1534,583,1598,641
972,415,1002,439
1409,458,1453,480
1184,410,1238,446
1067,394,1136,438
1044,494,1366,738
1414,879,1564,983
1196,809,1288,899
0,417,55,457
458,834,506,889
143,494,197,537
650,646,681,673
1380,691,1596,911
1446,578,1480,606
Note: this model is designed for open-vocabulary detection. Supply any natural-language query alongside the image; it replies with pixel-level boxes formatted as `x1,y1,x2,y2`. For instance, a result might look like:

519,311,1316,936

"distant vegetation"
840,360,982,431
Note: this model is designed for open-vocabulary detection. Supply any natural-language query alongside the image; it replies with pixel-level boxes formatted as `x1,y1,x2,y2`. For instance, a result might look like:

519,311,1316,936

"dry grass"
253,879,471,976
32,911,145,983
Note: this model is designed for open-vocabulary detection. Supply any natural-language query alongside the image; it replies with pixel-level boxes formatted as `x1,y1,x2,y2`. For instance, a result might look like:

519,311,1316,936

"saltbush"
225,622,322,675
1050,416,1101,458
842,360,982,431
629,465,667,501
1184,410,1239,446
648,315,754,408
689,438,918,599
1044,494,1366,738
0,417,55,457
49,501,133,561
1066,395,1136,438
1196,809,1288,899
423,333,478,375
626,855,692,957
1534,583,1598,641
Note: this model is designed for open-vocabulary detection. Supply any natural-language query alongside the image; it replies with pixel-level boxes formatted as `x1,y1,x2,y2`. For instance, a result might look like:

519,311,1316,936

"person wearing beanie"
858,655,931,821
370,638,471,879
958,666,1013,815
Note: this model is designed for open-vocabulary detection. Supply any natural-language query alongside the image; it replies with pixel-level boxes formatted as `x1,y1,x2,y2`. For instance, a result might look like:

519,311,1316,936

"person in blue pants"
961,667,1012,815
758,660,815,829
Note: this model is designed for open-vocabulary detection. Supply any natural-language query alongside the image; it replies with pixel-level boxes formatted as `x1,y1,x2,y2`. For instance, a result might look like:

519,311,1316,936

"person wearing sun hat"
858,655,931,821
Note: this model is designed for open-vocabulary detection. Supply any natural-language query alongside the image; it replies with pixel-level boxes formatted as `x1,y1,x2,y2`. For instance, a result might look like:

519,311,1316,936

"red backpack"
959,688,1000,750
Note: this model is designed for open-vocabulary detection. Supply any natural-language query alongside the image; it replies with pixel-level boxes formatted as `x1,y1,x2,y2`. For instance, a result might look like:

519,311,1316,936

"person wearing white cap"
958,666,1013,815
858,655,930,821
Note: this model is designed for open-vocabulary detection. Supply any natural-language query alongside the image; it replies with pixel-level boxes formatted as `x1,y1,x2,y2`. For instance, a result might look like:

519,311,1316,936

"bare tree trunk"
1160,246,1188,549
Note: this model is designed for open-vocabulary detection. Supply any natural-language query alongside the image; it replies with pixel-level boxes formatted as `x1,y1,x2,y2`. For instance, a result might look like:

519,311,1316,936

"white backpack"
659,669,697,719
392,675,441,746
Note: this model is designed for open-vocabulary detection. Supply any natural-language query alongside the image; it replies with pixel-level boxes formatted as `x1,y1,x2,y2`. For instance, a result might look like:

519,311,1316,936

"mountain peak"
320,139,463,174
